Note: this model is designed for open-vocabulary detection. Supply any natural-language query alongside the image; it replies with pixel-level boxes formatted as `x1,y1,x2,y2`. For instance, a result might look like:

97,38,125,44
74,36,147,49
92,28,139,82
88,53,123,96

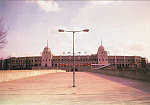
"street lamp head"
58,29,89,33
58,29,65,32
82,29,89,32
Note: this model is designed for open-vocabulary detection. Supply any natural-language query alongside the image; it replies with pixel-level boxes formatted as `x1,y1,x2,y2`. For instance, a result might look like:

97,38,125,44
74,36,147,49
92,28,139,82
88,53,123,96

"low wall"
0,69,65,82
90,69,150,82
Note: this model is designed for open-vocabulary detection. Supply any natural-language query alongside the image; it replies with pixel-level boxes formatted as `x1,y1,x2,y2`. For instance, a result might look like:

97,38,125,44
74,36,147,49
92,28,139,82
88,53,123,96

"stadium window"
55,64,57,67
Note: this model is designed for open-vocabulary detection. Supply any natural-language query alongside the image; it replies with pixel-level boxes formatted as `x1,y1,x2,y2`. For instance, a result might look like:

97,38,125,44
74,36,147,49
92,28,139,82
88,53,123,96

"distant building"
140,57,148,68
108,56,142,69
0,42,148,71
9,56,41,70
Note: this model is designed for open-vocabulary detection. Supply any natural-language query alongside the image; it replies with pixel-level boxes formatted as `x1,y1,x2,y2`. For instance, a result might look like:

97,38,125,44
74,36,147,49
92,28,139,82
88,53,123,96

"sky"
0,0,150,61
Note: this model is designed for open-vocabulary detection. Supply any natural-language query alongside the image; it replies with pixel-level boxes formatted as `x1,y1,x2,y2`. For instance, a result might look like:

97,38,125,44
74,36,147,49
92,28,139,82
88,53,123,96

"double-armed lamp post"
58,28,89,87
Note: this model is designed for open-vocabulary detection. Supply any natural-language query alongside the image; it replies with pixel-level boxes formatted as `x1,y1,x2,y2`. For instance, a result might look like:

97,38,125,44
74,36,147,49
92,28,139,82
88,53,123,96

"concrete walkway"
0,72,150,105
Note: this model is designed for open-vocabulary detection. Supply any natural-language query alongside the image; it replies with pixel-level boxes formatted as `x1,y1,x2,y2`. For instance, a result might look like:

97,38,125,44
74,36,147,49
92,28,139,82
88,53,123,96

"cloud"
37,0,60,12
89,1,117,6
26,0,60,12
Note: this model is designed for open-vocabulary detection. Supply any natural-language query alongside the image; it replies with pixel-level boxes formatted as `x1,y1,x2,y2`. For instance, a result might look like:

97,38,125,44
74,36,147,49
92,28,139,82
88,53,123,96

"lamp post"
58,28,89,87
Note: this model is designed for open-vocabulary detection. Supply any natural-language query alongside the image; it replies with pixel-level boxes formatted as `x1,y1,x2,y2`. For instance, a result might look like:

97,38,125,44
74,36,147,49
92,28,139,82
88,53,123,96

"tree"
0,18,7,49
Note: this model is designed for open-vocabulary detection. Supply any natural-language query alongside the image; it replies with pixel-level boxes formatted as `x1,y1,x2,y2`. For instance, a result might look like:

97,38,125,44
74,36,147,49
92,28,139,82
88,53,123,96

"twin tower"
41,41,108,68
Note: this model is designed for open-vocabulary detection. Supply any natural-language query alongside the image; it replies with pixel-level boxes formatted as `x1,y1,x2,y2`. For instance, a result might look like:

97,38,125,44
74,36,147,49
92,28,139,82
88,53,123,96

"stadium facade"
0,43,148,71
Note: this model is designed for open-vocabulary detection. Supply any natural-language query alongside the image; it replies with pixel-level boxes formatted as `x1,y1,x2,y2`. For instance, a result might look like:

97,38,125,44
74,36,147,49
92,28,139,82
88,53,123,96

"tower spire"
101,40,102,46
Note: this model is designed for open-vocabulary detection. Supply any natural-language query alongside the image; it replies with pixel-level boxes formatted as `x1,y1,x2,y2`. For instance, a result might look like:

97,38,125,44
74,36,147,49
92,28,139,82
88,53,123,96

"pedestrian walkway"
0,72,150,105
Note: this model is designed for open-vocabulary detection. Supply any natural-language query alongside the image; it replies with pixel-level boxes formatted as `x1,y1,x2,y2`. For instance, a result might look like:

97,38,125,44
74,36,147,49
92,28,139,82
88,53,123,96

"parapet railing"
0,69,66,82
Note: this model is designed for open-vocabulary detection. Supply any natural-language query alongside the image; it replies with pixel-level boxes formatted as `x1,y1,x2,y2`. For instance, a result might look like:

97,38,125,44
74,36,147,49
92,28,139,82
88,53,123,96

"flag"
82,29,89,32
58,29,64,32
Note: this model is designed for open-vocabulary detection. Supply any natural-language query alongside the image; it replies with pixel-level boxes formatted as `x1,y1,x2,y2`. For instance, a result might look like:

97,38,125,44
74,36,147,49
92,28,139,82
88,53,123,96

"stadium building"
0,42,148,71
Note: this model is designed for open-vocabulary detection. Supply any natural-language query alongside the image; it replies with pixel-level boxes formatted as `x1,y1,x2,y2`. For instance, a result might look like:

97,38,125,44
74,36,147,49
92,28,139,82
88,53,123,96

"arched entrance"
71,68,78,72
45,64,47,67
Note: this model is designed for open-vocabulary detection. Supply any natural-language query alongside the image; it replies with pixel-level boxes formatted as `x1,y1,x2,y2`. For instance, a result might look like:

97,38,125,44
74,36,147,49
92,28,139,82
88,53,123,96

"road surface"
0,72,150,105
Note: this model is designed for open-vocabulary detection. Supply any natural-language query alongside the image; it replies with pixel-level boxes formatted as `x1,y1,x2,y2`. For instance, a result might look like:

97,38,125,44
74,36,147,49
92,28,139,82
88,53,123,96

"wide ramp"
0,72,150,105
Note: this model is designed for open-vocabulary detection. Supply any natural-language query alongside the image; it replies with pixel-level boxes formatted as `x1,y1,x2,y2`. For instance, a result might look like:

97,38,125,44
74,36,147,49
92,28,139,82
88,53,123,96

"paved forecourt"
0,72,150,105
